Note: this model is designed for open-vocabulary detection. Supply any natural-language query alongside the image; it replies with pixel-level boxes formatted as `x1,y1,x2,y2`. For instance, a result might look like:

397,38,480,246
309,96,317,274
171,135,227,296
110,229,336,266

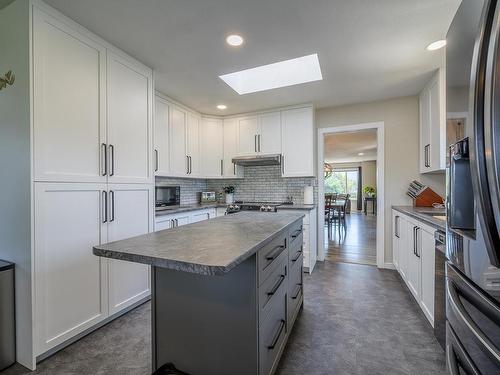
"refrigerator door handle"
446,322,481,375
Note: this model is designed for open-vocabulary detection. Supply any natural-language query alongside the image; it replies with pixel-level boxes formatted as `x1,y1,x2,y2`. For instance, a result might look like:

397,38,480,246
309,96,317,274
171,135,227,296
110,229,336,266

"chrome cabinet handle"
170,219,174,227
186,155,189,174
101,143,107,176
221,159,223,176
154,149,159,172
254,135,257,152
102,191,108,223
395,216,400,238
258,134,261,152
109,190,115,222
281,154,285,174
415,227,420,258
189,156,192,174
109,144,115,176
233,162,236,175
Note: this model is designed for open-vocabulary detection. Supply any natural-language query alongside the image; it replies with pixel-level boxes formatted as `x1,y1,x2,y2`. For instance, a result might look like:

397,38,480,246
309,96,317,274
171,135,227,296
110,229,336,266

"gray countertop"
392,206,446,231
277,204,316,211
94,211,304,276
155,203,224,216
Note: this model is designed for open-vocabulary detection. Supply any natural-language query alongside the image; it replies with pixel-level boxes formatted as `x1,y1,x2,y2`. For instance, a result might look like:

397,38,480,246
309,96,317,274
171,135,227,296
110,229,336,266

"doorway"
317,122,385,268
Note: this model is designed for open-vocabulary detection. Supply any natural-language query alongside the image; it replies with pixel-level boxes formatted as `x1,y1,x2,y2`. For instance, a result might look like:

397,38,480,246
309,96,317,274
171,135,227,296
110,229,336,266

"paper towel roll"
303,186,313,204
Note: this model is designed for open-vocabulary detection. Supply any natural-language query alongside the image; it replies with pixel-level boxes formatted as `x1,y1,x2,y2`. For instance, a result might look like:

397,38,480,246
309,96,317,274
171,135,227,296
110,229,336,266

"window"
325,169,358,199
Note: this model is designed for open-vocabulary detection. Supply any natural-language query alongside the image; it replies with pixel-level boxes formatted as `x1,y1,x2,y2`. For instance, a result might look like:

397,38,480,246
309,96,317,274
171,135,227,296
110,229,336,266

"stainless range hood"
232,154,282,166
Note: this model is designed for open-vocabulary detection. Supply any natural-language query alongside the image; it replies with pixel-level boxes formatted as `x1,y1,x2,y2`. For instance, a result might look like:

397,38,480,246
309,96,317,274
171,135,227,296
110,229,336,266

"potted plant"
223,186,235,204
363,186,376,197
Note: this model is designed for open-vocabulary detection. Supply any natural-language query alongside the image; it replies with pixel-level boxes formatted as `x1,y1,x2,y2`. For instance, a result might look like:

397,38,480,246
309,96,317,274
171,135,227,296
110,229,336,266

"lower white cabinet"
34,183,108,355
154,208,216,231
392,209,436,326
106,185,153,315
276,208,317,273
34,182,153,355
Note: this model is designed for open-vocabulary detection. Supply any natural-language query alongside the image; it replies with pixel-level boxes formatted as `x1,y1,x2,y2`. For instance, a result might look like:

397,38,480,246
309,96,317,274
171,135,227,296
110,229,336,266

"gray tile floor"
3,262,445,375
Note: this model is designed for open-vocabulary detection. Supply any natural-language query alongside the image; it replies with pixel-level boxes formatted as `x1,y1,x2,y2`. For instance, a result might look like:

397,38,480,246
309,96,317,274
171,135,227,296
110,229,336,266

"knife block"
414,187,444,207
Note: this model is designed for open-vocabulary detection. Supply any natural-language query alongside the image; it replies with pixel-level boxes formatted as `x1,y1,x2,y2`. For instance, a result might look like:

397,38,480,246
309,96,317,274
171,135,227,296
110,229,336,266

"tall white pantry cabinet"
0,0,153,369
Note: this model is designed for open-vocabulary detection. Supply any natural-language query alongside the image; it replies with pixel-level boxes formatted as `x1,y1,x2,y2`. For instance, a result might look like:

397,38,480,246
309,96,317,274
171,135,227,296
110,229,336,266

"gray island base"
93,212,306,375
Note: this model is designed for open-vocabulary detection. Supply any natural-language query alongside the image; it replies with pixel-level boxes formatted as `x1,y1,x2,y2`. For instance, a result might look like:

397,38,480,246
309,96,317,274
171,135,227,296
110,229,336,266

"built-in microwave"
155,186,180,207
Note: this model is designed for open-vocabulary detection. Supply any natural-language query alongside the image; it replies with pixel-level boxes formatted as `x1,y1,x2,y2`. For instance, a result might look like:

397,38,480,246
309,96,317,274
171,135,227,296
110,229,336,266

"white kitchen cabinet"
107,51,152,184
201,118,224,178
223,118,244,178
154,96,170,176
154,208,217,231
260,112,281,154
170,106,188,176
33,9,106,183
187,113,201,177
237,116,260,156
392,209,436,327
281,107,314,177
420,227,435,326
392,211,401,271
107,185,153,315
34,183,108,355
419,68,446,173
191,208,216,223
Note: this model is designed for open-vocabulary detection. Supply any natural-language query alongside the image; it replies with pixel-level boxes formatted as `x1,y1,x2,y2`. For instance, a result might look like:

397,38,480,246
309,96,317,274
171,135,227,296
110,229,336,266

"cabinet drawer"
258,231,287,284
289,221,303,247
289,239,303,270
288,258,303,323
259,287,287,375
259,256,287,318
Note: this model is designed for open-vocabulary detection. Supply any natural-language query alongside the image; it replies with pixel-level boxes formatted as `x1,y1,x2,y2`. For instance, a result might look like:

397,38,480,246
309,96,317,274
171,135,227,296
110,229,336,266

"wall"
316,96,446,264
207,165,317,204
0,0,33,368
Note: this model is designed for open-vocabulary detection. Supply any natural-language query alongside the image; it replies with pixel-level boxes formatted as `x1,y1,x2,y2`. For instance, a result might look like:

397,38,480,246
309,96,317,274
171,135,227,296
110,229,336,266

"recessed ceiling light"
358,152,364,156
216,104,227,110
219,53,323,95
226,34,244,47
426,40,447,51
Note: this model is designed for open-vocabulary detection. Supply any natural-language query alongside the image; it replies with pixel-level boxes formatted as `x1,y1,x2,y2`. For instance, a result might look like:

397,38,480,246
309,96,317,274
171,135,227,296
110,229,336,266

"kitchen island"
93,211,305,375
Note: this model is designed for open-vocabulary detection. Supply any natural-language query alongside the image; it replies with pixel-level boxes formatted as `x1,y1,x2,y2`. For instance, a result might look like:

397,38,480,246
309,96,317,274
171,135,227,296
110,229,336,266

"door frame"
317,121,386,268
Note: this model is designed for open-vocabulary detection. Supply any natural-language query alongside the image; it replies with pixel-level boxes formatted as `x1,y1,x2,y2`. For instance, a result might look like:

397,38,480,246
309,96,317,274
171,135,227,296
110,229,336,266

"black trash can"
0,260,15,370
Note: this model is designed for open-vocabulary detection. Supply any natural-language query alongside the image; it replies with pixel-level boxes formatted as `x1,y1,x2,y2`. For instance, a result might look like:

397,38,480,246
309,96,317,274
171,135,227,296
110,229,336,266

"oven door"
446,263,500,374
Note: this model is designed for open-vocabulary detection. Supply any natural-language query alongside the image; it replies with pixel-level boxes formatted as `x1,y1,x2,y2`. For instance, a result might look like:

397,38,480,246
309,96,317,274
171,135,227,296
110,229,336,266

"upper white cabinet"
33,9,106,183
419,68,446,173
281,107,315,177
154,96,171,176
223,118,243,178
201,118,224,178
236,112,281,156
107,52,152,184
187,113,201,177
169,106,188,176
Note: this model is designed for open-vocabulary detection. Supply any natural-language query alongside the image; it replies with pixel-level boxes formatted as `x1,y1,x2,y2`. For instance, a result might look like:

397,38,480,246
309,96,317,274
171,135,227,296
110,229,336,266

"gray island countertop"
93,211,304,276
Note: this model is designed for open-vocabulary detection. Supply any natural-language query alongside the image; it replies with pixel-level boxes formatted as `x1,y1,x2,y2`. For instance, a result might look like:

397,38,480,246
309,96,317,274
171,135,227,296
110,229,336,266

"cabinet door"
107,185,152,315
392,212,400,271
429,75,444,171
201,118,224,178
34,183,108,355
155,215,173,232
223,119,243,178
237,116,260,156
406,222,421,301
173,213,190,227
398,216,409,280
281,107,314,177
107,52,152,184
170,106,188,176
260,112,281,154
187,113,201,177
190,210,210,223
154,96,170,176
33,9,106,183
419,88,431,173
420,228,435,326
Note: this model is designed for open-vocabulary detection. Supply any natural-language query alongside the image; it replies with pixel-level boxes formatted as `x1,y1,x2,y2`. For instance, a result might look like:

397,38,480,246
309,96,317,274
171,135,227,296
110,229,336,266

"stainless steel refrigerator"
446,0,500,373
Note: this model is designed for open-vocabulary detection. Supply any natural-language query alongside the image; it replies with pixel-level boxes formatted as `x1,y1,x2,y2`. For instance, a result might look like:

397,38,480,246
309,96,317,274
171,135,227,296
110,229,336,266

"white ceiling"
324,130,377,163
44,0,460,116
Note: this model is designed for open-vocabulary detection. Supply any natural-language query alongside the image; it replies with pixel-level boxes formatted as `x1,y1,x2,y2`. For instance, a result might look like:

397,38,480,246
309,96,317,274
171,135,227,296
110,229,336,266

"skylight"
219,54,322,95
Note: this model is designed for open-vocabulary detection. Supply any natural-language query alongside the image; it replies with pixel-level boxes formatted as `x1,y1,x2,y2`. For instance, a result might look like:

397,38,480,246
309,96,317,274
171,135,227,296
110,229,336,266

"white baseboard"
382,262,395,270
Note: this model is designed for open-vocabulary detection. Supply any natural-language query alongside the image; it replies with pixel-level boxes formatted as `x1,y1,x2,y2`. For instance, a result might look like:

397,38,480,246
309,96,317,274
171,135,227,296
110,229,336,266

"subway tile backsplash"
156,166,317,205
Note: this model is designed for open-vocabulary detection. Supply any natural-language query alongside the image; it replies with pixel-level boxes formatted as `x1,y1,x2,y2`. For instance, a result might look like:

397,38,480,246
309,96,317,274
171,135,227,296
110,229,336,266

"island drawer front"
258,231,287,283
288,258,303,323
289,221,303,247
288,237,303,269
259,256,287,317
259,287,287,375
